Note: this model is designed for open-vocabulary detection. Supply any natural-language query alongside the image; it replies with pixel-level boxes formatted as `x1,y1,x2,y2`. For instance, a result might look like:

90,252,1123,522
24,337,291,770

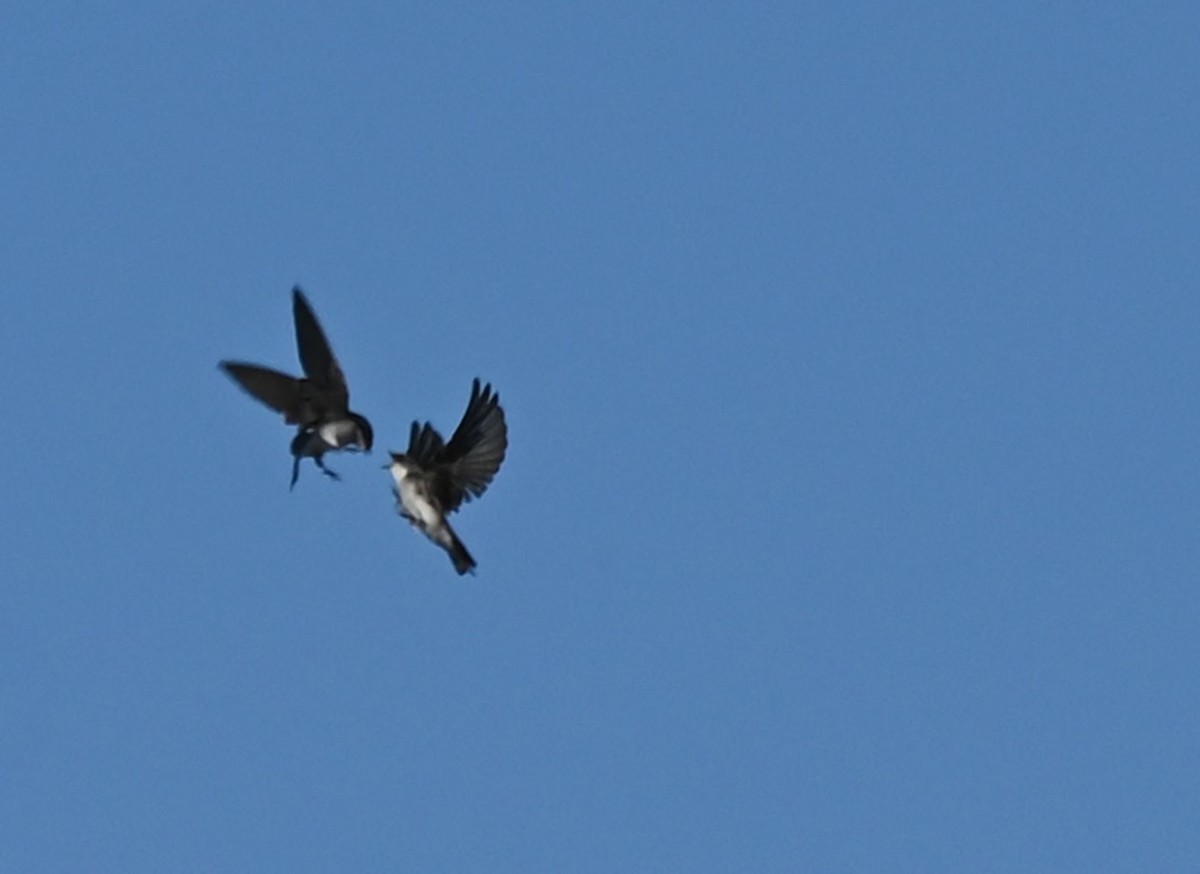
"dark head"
351,413,374,452
385,451,417,474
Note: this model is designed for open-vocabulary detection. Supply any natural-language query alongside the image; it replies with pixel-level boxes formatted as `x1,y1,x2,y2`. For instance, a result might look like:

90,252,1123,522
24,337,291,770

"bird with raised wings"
219,287,373,488
387,379,507,575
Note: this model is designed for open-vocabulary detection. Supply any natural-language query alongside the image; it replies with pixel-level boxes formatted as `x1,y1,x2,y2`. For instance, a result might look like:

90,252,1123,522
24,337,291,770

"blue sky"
2,3,1198,870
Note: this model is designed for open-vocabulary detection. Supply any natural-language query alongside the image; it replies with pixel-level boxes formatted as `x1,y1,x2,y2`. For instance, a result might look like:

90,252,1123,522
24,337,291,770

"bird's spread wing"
219,362,311,423
406,420,447,468
433,379,508,512
292,287,350,406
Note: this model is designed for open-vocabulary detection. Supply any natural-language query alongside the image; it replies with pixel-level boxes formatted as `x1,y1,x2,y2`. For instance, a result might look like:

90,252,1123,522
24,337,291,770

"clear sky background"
2,3,1198,871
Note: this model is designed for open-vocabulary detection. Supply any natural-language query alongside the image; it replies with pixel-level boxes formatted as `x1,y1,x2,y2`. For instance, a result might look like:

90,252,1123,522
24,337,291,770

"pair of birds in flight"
219,287,507,575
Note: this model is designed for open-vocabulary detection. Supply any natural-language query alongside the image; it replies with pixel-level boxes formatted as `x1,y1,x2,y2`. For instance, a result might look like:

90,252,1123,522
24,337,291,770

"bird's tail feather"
444,526,476,576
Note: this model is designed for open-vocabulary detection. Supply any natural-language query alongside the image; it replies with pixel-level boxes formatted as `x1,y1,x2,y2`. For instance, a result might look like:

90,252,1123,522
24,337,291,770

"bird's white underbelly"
319,420,357,448
395,476,440,529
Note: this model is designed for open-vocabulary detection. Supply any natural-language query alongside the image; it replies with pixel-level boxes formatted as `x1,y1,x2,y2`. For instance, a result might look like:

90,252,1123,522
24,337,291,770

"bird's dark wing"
406,420,447,468
433,379,508,512
292,287,350,406
219,361,314,424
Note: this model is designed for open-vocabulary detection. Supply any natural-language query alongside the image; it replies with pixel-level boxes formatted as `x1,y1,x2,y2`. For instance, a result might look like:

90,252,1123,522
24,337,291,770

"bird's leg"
289,455,302,491
314,455,341,481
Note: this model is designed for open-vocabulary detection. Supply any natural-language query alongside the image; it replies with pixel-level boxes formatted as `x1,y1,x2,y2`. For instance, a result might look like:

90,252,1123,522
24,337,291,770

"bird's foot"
314,457,341,481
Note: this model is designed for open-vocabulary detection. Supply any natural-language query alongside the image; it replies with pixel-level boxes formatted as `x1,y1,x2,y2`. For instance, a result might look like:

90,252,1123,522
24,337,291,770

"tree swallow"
387,379,508,575
219,287,373,488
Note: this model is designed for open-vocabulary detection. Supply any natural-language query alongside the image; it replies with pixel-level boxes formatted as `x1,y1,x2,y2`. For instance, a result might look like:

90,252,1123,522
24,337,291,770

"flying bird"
387,379,507,575
219,287,373,488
